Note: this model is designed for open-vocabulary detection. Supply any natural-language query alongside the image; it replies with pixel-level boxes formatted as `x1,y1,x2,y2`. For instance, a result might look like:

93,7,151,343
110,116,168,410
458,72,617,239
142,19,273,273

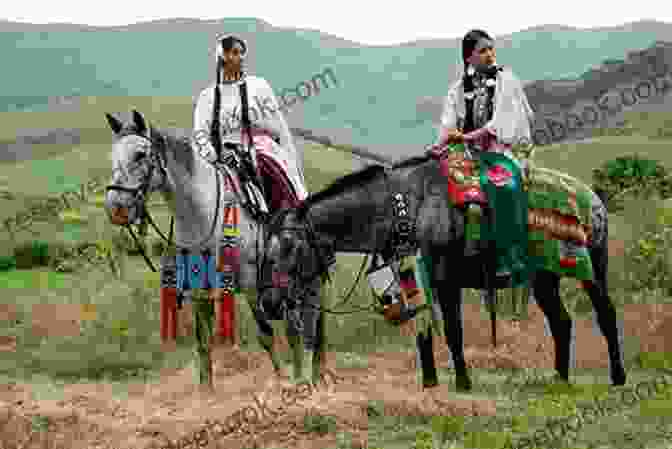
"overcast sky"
1,1,666,45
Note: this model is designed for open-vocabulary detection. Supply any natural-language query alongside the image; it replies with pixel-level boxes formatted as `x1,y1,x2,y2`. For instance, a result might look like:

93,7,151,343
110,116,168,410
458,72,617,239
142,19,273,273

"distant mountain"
1,18,670,158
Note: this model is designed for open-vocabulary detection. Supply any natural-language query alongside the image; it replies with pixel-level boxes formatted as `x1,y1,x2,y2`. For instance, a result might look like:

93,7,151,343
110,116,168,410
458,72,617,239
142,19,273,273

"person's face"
221,42,244,73
477,45,496,66
469,39,496,68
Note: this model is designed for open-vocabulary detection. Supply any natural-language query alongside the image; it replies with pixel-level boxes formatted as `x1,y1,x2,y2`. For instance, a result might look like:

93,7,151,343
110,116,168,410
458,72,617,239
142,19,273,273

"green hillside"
0,19,663,150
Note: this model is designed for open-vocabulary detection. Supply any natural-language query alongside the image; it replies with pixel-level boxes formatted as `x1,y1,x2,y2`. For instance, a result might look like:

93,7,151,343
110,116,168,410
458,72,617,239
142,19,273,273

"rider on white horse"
192,34,308,213
190,35,320,384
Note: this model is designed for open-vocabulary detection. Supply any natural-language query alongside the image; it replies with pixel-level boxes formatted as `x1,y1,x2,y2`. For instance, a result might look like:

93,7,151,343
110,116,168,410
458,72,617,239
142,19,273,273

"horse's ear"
105,113,123,134
131,109,149,136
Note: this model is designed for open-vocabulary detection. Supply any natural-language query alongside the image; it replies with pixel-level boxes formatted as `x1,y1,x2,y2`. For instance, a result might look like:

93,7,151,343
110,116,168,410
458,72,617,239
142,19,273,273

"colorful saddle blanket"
437,145,594,282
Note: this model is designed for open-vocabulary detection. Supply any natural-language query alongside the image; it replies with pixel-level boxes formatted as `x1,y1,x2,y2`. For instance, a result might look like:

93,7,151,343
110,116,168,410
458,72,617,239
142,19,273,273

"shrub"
0,255,16,271
592,155,671,212
611,196,672,296
12,240,50,269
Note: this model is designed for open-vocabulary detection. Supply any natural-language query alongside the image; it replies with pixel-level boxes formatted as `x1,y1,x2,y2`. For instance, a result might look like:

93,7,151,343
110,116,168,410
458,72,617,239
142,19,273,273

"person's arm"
437,89,462,145
191,87,217,161
463,127,495,141
462,127,511,152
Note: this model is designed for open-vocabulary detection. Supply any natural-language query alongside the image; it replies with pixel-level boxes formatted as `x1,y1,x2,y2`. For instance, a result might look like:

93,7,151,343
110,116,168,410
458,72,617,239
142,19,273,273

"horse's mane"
391,154,432,169
117,122,191,151
296,153,432,216
298,164,387,215
160,128,192,152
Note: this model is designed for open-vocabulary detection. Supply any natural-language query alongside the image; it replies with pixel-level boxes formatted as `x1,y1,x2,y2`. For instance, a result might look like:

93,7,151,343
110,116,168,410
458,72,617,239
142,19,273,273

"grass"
1,100,672,448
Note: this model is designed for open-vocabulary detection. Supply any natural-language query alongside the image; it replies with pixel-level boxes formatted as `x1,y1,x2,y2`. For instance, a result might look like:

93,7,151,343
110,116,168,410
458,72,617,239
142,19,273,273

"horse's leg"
248,289,289,377
583,239,627,386
295,278,322,385
192,289,215,392
416,326,438,388
433,250,471,391
415,245,439,388
285,309,304,383
312,280,329,386
532,270,573,382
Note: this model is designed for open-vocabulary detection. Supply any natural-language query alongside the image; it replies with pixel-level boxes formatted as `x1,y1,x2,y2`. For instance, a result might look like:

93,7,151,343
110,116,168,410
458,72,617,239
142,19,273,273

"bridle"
264,168,413,315
105,127,222,272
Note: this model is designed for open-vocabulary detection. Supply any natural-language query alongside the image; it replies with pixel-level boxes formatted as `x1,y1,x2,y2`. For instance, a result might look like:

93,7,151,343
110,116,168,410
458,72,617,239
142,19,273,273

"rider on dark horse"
430,29,535,281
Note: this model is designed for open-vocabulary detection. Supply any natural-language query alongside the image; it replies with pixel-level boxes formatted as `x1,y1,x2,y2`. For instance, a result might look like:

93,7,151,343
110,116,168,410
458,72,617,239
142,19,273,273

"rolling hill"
2,18,671,160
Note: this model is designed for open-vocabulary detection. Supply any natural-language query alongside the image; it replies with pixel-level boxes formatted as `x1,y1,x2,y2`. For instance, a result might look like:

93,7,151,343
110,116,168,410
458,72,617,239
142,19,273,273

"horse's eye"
133,152,146,163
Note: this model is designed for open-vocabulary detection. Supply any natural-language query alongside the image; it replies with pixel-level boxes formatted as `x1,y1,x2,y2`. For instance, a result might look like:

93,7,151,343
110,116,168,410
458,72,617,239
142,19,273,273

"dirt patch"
1,302,672,448
608,238,627,257
0,304,18,322
29,304,85,338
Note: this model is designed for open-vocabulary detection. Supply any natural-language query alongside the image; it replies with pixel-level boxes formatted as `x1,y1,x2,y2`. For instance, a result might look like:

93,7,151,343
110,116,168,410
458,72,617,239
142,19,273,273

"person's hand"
427,142,448,159
447,130,464,143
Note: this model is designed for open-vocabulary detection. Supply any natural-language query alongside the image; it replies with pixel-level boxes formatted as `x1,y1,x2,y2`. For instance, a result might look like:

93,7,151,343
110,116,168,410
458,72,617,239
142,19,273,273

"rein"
105,129,223,272
267,168,413,315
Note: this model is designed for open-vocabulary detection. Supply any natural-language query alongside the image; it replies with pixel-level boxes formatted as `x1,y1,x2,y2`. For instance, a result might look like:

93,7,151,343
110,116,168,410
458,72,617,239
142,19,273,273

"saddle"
215,137,304,222
432,143,595,285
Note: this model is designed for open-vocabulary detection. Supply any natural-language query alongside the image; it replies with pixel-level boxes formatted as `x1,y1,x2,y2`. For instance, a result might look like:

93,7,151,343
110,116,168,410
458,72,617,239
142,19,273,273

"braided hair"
461,29,493,93
461,29,501,132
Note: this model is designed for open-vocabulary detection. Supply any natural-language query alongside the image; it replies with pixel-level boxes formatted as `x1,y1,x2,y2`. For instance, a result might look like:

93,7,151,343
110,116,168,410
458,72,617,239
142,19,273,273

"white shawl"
440,67,535,146
192,75,307,197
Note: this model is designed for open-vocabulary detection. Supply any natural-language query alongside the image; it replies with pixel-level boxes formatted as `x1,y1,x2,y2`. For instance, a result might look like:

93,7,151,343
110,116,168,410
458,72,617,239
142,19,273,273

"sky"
1,1,668,45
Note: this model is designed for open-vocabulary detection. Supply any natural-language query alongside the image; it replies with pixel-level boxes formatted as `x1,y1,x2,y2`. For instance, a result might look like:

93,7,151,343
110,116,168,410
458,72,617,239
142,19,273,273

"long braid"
463,63,476,132
211,55,223,161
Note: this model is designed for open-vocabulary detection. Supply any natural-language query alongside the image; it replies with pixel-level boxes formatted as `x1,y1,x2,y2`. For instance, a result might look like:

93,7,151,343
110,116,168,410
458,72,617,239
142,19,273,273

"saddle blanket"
249,134,308,201
174,246,241,292
438,147,594,281
217,134,308,212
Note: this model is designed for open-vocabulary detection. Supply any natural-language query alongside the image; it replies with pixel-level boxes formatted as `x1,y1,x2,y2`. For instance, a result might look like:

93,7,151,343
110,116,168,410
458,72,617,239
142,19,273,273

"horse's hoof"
423,379,439,390
456,375,472,392
274,366,290,379
552,373,570,384
612,371,627,386
197,384,216,395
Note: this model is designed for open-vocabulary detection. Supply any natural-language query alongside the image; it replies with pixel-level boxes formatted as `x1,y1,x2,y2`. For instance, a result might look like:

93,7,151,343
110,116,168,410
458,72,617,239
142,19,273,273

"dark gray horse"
264,154,627,391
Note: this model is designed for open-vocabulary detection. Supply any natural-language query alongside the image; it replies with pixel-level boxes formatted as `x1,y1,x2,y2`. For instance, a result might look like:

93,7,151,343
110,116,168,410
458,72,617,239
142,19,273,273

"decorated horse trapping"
367,251,435,336
436,144,594,282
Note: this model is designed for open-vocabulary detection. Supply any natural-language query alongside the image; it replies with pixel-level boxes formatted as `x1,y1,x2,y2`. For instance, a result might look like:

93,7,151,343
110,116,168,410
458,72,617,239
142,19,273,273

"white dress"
192,75,308,201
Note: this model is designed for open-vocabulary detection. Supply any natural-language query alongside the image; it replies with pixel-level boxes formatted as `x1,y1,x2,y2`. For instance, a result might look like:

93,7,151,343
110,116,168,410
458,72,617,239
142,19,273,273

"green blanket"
440,148,595,283
524,162,594,281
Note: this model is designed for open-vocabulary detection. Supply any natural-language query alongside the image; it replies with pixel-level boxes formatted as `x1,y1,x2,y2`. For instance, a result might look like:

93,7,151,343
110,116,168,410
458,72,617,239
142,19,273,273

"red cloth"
160,288,178,342
217,292,235,339
257,152,300,210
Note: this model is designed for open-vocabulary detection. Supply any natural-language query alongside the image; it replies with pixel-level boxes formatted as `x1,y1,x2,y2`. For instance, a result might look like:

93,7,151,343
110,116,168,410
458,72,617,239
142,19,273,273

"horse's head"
104,110,168,226
265,207,334,286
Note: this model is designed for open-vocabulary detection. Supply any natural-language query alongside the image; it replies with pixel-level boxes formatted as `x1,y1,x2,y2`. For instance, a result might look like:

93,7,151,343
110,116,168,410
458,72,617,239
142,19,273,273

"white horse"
102,110,326,390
